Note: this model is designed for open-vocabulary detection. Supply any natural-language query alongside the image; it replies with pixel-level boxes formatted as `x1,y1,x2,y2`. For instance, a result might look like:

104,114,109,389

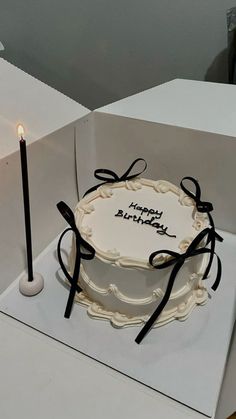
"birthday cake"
68,177,211,330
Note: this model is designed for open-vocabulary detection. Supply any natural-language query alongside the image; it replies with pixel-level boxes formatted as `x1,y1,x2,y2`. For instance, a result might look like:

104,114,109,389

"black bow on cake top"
83,158,147,196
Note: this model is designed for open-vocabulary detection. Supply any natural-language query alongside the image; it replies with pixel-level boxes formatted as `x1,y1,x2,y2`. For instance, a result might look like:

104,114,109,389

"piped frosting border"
74,178,208,270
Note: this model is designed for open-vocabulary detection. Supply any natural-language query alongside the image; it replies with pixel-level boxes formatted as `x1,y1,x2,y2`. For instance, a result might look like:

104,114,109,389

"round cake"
69,177,210,328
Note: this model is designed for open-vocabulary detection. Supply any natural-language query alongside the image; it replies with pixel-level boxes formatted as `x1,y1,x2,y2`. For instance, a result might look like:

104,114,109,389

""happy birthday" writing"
114,202,176,238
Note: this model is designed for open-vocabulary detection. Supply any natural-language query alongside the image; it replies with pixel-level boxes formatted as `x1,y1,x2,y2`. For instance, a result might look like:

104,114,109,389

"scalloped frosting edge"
79,265,204,304
72,178,209,269
74,285,208,328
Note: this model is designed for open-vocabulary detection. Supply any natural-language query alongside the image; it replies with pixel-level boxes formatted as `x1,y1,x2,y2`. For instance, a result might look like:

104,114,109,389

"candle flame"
17,124,25,139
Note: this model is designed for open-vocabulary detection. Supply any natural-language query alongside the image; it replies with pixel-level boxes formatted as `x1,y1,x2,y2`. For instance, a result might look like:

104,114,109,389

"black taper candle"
19,137,33,282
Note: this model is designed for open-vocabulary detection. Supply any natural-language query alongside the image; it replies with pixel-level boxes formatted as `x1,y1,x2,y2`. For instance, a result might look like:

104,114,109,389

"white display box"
76,79,236,235
0,72,236,418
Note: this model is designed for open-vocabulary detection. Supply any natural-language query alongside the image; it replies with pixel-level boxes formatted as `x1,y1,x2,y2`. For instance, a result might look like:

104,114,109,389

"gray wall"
0,1,233,109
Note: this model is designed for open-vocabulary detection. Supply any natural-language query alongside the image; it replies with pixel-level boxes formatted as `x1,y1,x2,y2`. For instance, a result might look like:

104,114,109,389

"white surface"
215,325,236,419
0,314,207,419
0,231,235,417
0,58,89,158
97,79,236,137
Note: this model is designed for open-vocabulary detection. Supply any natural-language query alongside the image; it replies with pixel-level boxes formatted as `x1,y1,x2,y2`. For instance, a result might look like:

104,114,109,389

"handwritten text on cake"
114,202,176,238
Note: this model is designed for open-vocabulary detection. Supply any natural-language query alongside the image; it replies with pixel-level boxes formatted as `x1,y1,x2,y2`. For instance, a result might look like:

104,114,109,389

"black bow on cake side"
57,158,147,319
135,177,223,344
57,201,95,318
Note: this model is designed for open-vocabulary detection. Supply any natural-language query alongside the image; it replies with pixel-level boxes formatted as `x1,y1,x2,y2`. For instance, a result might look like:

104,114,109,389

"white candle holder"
19,272,44,296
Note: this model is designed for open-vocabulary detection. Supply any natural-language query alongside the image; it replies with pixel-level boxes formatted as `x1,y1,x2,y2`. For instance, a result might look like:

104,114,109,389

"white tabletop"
0,231,235,419
0,312,209,419
0,58,89,159
1,230,235,417
97,79,236,138
0,310,235,419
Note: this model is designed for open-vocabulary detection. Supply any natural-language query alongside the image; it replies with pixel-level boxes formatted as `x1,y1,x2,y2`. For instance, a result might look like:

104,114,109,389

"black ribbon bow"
83,158,147,196
135,177,223,344
57,201,95,318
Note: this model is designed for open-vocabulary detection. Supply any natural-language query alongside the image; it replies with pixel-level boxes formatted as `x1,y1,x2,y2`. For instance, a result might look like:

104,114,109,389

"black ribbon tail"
57,228,82,294
64,279,78,318
211,254,222,291
57,229,83,319
64,237,81,318
64,233,96,318
203,235,215,280
135,262,183,344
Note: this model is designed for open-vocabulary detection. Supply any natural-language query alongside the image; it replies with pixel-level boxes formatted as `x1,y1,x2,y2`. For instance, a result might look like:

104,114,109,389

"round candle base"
19,272,44,296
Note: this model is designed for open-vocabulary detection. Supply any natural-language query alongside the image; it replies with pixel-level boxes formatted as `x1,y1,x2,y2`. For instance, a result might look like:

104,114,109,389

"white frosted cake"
69,177,210,328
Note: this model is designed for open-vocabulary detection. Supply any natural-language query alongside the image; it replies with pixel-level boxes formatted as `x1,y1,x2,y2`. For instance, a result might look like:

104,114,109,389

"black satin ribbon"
83,158,147,196
135,177,223,344
57,201,95,318
180,177,222,279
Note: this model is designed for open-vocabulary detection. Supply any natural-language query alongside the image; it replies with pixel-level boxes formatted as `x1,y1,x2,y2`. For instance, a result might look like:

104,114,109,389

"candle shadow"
54,249,70,291
53,247,68,263
55,268,70,291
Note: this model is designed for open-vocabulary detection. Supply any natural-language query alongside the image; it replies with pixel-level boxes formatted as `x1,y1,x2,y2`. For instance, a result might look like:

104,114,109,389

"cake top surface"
75,178,208,269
